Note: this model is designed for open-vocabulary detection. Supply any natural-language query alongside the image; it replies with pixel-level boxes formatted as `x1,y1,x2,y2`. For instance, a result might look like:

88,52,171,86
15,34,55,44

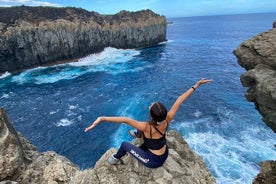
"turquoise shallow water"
1,13,276,184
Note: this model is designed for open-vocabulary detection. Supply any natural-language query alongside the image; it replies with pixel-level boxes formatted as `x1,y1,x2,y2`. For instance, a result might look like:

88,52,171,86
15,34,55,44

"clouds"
0,0,275,17
0,0,60,7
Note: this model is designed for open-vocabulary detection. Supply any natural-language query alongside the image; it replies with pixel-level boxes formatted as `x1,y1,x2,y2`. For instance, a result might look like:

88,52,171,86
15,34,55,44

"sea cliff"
234,20,276,184
234,20,276,133
0,108,215,184
0,6,167,73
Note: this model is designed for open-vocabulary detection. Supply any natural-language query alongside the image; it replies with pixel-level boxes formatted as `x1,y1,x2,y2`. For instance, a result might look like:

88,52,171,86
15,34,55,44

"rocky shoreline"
0,6,167,74
0,108,215,184
1,6,275,183
233,20,276,184
233,20,276,133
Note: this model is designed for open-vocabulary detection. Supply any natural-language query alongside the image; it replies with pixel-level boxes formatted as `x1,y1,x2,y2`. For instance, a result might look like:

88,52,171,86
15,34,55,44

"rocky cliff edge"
233,20,276,184
0,6,167,73
0,108,215,184
233,20,276,133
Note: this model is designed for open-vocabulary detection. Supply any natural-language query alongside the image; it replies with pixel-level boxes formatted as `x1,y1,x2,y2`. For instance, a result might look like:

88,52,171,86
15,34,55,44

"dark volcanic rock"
0,6,167,73
253,160,276,184
233,22,276,133
234,21,276,184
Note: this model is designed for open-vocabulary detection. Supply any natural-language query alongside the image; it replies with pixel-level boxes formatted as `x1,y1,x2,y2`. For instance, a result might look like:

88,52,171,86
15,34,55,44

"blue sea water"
1,13,276,183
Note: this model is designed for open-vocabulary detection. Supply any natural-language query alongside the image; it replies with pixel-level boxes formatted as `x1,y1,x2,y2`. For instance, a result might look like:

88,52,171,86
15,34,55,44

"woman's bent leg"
113,141,167,168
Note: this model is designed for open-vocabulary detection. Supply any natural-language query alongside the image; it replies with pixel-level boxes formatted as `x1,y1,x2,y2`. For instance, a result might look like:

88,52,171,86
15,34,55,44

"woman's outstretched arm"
166,78,212,123
84,116,147,133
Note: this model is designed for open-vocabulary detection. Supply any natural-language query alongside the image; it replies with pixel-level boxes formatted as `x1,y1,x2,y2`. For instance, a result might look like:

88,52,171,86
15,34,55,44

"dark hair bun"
150,102,167,122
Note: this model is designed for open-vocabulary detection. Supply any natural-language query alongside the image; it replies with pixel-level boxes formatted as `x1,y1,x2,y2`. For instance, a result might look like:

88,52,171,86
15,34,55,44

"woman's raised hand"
194,78,212,88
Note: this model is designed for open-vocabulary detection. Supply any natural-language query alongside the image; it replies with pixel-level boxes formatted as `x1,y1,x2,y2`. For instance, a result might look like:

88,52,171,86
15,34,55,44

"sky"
0,0,276,18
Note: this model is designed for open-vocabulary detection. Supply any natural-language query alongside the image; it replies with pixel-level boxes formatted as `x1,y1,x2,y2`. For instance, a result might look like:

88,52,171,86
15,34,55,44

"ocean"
1,13,276,184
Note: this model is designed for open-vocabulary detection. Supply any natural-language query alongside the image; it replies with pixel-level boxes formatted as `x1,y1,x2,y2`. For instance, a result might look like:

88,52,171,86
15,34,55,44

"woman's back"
142,120,168,155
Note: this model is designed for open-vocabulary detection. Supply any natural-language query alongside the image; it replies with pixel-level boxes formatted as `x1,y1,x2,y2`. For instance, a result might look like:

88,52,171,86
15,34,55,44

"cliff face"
253,160,276,184
233,21,276,133
0,6,167,73
0,107,215,184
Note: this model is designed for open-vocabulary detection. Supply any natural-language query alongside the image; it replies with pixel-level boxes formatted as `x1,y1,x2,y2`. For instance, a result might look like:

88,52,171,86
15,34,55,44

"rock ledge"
233,21,276,133
234,20,276,184
0,108,215,184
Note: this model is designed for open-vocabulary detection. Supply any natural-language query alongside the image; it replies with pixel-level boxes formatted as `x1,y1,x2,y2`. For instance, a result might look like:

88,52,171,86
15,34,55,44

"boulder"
0,108,24,180
0,107,215,183
253,160,276,184
72,131,216,184
233,23,276,133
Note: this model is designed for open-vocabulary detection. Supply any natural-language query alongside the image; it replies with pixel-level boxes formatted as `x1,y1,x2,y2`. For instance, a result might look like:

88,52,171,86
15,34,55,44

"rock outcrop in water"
0,6,167,73
0,108,215,184
253,160,276,184
233,20,276,133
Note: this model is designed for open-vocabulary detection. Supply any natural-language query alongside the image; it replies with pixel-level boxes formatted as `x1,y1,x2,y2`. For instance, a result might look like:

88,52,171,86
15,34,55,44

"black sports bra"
143,124,167,150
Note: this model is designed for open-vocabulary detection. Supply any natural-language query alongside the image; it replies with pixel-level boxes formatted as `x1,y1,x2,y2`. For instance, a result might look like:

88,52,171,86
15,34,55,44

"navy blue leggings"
114,141,168,168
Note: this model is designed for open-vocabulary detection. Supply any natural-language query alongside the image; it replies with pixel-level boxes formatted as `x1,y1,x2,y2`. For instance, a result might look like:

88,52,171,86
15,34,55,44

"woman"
85,78,212,168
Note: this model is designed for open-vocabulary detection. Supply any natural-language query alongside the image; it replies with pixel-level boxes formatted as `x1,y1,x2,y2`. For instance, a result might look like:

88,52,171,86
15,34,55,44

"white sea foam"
49,109,60,115
49,111,57,115
174,112,276,184
0,93,10,99
69,47,140,67
77,115,82,121
158,40,174,45
10,47,143,85
169,104,276,184
193,109,202,118
10,67,45,84
186,132,260,184
67,111,77,117
0,71,11,79
56,118,74,127
11,72,28,85
69,105,78,110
